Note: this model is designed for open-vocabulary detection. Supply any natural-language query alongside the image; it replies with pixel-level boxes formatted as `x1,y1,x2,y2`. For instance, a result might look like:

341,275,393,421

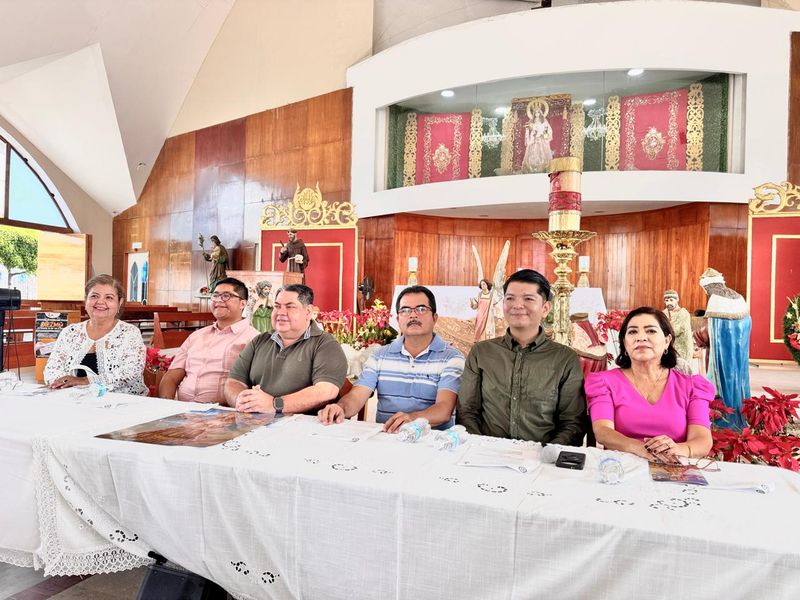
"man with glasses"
225,284,347,414
318,285,464,432
457,269,587,445
159,277,259,403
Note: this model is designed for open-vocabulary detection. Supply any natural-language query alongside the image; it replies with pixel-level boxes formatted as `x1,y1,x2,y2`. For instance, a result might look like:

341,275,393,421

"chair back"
152,311,215,349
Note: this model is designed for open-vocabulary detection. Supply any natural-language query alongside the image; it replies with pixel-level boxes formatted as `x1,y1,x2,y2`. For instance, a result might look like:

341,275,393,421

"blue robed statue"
699,268,750,430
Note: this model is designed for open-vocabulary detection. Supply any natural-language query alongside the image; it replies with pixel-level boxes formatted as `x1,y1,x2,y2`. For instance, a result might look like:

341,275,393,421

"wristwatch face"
273,396,284,414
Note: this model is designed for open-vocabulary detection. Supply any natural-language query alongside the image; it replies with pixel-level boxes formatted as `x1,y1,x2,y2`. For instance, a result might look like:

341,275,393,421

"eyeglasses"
397,305,432,317
211,292,243,302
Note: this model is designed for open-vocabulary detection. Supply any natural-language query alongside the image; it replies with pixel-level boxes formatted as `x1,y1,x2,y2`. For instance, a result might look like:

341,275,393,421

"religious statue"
470,241,510,341
522,99,554,173
279,228,310,275
698,268,750,429
245,280,273,334
202,235,228,291
663,289,693,366
569,313,607,377
470,279,502,342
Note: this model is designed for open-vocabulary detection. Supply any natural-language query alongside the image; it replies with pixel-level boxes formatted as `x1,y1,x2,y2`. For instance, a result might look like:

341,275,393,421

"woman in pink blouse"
585,306,714,463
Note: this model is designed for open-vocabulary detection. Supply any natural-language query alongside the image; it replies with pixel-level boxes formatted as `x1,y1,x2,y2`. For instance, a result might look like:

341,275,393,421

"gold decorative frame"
685,83,705,171
604,95,621,171
403,112,417,187
260,183,357,230
745,180,800,361
468,108,483,178
569,103,585,168
500,93,572,174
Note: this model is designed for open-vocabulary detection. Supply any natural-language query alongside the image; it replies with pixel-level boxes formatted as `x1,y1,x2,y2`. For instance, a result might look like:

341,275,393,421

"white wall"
348,1,800,218
170,0,373,136
0,115,112,275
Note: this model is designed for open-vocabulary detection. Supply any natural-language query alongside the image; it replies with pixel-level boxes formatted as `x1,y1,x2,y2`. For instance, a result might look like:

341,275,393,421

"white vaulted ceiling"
0,0,235,215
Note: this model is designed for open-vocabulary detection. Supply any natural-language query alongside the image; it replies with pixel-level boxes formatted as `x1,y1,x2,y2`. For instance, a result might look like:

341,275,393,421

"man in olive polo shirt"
457,269,586,446
224,284,347,414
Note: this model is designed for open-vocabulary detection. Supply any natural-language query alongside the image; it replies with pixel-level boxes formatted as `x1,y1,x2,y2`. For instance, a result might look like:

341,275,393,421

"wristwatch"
272,396,284,415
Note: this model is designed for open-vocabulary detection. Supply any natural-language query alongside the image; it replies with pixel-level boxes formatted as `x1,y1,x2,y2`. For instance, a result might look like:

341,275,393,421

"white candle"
578,256,590,271
408,256,418,271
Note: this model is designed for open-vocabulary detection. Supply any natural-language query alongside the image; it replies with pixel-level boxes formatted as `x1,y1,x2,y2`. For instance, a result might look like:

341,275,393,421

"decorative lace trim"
0,547,35,568
32,438,153,576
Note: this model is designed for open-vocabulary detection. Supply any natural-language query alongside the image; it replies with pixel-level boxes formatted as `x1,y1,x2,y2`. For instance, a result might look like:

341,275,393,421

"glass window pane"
8,151,67,228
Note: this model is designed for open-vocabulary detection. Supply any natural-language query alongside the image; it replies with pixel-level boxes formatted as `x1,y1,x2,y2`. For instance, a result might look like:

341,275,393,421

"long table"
2,387,800,599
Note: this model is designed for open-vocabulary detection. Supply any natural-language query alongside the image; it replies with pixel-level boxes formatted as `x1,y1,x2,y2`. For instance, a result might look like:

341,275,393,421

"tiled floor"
3,360,798,599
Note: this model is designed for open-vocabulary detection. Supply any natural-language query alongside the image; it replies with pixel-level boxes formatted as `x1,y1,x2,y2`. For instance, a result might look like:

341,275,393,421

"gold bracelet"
686,442,693,459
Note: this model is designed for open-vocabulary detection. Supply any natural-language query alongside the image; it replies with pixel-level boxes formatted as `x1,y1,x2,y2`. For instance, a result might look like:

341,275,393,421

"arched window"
1,131,73,232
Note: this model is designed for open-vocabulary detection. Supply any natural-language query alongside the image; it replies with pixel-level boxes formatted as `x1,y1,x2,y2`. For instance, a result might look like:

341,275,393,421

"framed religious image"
125,251,149,303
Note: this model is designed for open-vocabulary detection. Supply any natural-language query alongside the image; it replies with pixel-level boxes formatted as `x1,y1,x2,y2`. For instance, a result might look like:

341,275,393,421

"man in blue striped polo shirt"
318,286,465,432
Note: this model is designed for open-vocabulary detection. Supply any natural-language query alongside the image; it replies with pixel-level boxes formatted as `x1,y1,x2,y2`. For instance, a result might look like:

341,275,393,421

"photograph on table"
97,408,277,447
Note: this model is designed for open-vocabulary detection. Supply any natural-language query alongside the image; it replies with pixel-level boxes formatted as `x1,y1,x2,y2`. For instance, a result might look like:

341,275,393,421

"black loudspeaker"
136,563,228,600
0,288,21,311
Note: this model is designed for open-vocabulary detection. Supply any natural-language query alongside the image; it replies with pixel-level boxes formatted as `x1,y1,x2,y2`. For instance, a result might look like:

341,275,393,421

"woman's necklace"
630,368,667,404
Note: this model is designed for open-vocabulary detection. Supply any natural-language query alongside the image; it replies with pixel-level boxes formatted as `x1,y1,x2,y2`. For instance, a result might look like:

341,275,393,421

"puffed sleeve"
585,371,615,423
687,374,714,428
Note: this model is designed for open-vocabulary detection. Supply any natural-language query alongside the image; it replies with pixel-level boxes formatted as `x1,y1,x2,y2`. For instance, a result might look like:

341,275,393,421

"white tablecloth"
6,402,799,599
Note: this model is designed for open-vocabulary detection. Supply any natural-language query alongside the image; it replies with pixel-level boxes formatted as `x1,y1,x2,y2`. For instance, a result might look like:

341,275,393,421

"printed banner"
506,94,572,173
34,312,68,358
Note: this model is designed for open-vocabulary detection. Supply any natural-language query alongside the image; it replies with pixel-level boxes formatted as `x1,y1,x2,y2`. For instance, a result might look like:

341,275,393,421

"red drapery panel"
748,215,800,361
415,113,471,184
620,88,688,171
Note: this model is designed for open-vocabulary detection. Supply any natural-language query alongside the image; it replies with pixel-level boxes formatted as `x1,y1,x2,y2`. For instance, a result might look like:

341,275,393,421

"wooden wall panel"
113,89,352,308
789,31,800,185
358,202,747,315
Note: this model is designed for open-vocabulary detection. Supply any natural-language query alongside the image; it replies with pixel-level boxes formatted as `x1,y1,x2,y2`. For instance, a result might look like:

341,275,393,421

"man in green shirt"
225,284,347,415
457,269,587,446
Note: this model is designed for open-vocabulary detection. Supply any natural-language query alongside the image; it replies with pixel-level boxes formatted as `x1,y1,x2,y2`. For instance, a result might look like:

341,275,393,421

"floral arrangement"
146,347,174,373
784,294,800,365
710,387,800,471
595,309,630,342
319,299,397,350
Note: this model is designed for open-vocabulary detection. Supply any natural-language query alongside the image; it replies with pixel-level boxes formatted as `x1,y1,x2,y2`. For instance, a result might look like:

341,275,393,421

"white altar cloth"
7,399,799,600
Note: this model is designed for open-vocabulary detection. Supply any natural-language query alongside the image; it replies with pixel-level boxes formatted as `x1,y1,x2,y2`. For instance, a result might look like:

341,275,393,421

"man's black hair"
396,285,437,314
502,269,552,302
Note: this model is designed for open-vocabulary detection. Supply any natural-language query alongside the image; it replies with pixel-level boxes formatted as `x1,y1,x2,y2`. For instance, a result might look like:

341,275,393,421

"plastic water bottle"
434,425,469,451
598,455,625,485
397,418,431,443
70,382,112,400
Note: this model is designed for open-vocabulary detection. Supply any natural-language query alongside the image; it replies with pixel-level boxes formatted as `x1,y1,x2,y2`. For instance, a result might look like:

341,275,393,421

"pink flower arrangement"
145,347,174,373
595,309,630,343
319,300,397,350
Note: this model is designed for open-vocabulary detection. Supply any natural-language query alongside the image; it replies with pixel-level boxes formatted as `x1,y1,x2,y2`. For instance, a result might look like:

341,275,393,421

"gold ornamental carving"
604,95,621,171
499,109,517,173
568,103,585,167
260,183,357,230
432,144,452,174
641,127,666,160
468,108,483,178
402,112,417,187
532,230,597,345
685,82,704,171
748,181,800,215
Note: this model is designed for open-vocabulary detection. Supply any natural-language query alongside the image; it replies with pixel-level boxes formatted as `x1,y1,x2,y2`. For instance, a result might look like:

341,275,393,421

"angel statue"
469,241,510,342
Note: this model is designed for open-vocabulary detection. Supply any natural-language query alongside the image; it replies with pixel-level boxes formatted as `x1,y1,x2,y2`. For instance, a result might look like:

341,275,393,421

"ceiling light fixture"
494,106,507,116
582,98,597,107
441,90,455,98
627,68,644,77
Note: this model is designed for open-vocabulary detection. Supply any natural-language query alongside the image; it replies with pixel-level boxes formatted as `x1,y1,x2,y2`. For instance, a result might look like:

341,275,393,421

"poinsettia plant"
595,309,630,343
319,299,397,350
145,347,174,373
710,387,800,471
